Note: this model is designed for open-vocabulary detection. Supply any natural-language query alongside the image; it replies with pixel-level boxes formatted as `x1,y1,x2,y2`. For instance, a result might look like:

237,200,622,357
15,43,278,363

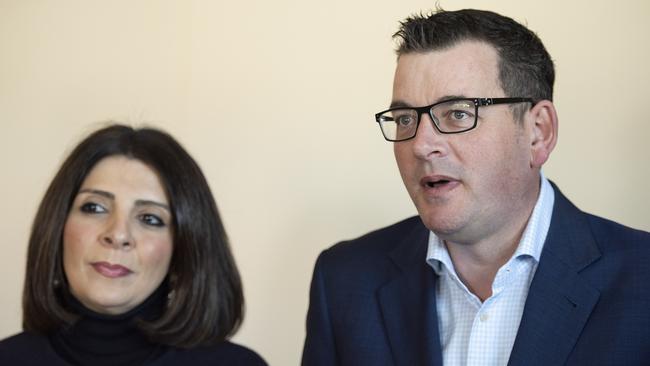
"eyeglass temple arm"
477,97,534,106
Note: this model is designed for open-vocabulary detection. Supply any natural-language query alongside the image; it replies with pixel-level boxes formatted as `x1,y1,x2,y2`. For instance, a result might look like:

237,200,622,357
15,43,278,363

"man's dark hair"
22,124,244,348
394,8,554,120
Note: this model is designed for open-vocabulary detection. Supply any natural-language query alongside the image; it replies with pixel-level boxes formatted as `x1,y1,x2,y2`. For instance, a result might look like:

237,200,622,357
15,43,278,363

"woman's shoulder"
0,331,48,353
157,340,267,366
0,331,67,365
1,333,268,366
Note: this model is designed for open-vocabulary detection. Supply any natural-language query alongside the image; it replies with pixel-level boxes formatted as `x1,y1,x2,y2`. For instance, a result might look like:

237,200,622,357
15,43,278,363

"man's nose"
412,114,448,159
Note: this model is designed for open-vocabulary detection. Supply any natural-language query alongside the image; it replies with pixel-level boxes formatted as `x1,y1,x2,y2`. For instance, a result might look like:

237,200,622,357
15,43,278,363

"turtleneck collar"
49,284,168,366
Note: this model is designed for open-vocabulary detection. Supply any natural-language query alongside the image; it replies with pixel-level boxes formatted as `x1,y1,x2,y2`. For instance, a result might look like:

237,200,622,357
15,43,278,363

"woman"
0,124,267,365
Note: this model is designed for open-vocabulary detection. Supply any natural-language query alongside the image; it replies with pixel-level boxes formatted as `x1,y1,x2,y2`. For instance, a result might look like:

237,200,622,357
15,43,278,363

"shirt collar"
426,172,555,275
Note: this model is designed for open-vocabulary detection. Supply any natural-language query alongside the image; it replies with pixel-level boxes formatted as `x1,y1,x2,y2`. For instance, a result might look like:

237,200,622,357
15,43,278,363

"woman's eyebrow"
135,200,170,212
78,189,170,212
78,188,114,199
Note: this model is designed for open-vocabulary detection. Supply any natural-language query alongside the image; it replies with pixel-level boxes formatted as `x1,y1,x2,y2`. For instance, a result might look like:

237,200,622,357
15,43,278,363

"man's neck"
445,219,529,301
444,184,540,301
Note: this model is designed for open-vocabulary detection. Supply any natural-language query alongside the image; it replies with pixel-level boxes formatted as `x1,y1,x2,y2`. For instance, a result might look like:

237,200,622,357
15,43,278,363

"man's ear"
527,100,558,168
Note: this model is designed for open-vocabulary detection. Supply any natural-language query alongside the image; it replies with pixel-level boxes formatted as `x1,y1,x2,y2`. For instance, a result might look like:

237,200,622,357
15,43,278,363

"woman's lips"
91,262,133,278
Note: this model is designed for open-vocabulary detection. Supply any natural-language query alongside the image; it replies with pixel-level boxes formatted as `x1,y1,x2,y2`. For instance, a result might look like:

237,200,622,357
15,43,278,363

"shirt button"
480,313,489,322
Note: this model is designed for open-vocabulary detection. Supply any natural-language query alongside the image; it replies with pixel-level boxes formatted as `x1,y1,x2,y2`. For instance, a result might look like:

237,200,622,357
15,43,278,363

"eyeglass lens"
379,99,477,140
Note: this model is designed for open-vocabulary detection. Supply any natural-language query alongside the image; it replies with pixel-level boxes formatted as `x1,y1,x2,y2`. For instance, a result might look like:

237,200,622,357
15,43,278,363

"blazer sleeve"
302,251,338,366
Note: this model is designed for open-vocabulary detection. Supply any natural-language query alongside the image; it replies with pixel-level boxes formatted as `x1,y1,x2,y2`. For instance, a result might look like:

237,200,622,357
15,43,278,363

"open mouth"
425,179,450,188
421,175,457,190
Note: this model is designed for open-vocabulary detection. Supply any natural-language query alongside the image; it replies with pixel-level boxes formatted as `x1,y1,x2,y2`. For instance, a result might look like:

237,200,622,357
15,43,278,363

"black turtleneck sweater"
49,284,168,366
0,288,267,366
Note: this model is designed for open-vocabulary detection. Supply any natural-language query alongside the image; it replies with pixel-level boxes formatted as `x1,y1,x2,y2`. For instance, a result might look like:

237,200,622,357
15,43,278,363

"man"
302,8,650,366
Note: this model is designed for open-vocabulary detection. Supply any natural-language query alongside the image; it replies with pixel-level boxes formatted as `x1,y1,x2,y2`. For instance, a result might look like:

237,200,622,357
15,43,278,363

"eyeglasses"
375,97,533,142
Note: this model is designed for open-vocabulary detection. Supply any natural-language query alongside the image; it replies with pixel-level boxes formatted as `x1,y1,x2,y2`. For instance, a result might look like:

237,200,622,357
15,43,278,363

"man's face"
392,41,539,245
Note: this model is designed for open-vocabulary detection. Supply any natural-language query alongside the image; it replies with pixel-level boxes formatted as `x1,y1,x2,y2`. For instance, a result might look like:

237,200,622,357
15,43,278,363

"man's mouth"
425,179,450,188
421,175,456,190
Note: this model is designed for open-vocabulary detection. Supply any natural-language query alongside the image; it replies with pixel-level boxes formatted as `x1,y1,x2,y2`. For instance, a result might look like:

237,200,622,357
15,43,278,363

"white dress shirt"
426,175,555,366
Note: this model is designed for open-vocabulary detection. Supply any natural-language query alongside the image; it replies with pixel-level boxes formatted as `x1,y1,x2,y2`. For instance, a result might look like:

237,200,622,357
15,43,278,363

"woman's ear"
527,100,558,168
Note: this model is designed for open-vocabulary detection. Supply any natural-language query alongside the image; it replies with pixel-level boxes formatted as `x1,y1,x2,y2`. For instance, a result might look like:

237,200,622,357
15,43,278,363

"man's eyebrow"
389,100,412,109
78,189,170,212
438,94,469,102
389,95,470,109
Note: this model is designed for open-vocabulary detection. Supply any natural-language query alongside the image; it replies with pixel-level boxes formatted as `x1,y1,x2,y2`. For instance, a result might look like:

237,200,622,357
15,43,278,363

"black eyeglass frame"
375,97,534,142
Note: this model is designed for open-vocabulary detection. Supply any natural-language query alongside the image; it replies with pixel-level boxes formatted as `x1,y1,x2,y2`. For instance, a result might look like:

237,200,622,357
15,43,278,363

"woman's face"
63,156,173,315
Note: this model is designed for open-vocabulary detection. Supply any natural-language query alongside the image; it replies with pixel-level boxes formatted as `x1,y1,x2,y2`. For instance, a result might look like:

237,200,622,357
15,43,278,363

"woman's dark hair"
22,124,243,348
394,8,555,120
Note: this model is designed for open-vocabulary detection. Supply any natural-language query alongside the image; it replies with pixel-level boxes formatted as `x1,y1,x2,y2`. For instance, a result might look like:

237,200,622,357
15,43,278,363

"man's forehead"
395,39,500,67
392,41,502,104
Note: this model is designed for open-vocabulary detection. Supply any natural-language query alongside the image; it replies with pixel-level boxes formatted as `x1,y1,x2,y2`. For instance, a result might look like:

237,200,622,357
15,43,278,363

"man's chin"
418,211,462,238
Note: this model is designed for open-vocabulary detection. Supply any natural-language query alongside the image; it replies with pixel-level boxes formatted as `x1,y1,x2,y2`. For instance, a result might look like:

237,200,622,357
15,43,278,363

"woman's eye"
140,214,166,227
80,202,106,214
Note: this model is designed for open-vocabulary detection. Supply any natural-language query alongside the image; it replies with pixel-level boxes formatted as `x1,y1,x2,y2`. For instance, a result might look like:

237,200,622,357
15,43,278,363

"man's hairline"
393,38,528,123
397,38,534,125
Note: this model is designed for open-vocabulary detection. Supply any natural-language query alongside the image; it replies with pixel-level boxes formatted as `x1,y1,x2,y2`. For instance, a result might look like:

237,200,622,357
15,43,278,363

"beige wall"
1,0,648,364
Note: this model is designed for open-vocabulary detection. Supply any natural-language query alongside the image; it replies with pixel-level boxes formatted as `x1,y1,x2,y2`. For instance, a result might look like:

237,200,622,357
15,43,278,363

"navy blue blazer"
302,185,650,365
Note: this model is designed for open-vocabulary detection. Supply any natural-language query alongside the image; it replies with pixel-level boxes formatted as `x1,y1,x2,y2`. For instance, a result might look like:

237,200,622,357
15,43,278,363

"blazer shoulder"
323,216,424,259
586,213,650,252
548,183,650,263
314,216,426,279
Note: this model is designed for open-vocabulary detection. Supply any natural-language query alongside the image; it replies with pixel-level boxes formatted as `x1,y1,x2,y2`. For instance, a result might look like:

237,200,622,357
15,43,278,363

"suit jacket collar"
376,183,602,366
508,183,602,365
377,217,443,366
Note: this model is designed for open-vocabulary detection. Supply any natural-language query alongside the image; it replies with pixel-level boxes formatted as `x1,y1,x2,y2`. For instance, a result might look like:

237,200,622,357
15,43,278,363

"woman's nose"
100,215,133,249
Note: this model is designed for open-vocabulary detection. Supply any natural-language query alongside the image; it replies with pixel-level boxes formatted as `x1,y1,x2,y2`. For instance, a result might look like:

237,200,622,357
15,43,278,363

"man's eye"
80,202,106,214
397,115,415,126
140,214,166,227
451,110,470,120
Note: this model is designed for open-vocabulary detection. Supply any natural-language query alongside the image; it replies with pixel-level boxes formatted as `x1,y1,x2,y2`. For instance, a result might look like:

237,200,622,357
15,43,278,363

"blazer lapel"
508,185,602,366
377,221,443,366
